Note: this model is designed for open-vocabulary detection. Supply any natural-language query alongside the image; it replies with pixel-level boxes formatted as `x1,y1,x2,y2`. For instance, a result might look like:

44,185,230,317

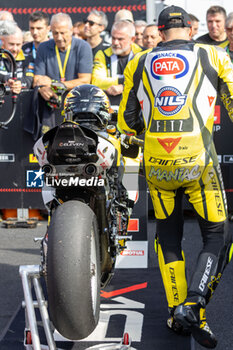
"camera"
0,83,10,104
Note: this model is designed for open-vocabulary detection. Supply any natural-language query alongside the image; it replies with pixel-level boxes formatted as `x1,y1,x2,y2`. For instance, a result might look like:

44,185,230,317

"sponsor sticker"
199,256,213,292
148,164,201,182
148,155,197,165
59,141,85,147
214,105,220,124
151,53,189,80
116,241,148,269
127,218,139,232
120,250,144,256
29,154,38,163
223,155,233,163
208,96,215,107
0,153,15,162
154,86,187,116
157,137,181,153
207,167,226,216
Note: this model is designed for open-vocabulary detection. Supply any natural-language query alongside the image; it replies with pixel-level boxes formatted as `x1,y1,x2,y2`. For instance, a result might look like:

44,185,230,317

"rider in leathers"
117,6,233,349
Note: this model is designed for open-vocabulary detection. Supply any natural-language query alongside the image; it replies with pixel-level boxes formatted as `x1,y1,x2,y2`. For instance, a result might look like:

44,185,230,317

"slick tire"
47,200,100,340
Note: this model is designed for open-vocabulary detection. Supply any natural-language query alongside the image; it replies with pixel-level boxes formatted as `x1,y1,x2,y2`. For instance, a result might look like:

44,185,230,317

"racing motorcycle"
33,84,143,341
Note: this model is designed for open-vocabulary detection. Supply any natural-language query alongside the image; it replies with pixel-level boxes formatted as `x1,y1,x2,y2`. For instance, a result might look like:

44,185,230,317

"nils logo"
151,53,189,80
154,86,187,116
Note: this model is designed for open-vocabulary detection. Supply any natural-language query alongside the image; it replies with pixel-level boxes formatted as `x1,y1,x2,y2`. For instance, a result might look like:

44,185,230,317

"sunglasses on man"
84,19,102,27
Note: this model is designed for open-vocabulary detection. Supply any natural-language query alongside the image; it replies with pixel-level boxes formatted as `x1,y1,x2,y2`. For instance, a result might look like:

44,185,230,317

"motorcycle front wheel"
47,200,100,340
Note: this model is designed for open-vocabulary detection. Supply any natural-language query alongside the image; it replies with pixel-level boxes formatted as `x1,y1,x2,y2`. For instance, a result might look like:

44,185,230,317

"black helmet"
64,84,111,129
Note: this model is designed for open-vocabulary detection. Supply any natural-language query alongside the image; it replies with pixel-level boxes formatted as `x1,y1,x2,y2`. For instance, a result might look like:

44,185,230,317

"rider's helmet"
64,84,111,129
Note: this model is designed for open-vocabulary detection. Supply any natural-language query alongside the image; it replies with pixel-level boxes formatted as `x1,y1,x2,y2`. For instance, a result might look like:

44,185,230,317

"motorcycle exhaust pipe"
84,163,97,176
42,164,56,175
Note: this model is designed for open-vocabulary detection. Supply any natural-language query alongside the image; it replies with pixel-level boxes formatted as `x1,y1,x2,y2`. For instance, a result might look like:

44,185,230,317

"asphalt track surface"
0,215,233,350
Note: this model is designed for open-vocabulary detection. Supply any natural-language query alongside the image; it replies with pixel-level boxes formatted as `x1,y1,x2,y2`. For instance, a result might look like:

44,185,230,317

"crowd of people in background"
0,5,233,134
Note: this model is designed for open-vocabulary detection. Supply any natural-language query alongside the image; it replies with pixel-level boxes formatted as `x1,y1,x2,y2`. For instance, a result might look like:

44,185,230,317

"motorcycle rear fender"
106,133,122,166
33,136,49,167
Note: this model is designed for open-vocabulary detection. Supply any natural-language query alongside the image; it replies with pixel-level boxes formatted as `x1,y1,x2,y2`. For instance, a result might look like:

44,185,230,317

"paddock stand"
19,264,56,350
19,264,133,350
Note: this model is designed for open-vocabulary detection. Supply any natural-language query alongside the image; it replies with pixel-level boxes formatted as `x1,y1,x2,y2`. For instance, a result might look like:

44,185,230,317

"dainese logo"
151,53,189,80
154,86,187,116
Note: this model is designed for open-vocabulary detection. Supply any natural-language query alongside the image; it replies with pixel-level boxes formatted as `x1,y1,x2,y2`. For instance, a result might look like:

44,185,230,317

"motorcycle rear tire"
47,200,100,340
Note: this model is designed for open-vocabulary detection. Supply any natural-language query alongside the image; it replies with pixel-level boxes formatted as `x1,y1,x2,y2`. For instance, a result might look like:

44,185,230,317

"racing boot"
167,307,191,336
174,296,217,348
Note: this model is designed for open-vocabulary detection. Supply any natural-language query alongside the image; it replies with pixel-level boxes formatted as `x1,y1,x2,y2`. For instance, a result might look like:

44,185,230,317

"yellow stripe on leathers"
117,50,147,136
147,182,175,219
157,243,187,308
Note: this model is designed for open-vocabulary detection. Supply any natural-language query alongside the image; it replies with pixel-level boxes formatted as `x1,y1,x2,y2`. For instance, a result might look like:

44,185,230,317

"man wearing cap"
117,5,233,348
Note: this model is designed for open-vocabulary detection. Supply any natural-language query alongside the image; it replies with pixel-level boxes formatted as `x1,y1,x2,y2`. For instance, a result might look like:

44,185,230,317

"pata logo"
151,53,189,79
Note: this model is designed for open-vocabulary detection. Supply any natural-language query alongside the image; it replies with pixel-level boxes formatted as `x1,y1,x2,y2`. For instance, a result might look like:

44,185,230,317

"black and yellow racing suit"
92,43,142,107
0,49,34,88
92,43,142,90
117,40,233,309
